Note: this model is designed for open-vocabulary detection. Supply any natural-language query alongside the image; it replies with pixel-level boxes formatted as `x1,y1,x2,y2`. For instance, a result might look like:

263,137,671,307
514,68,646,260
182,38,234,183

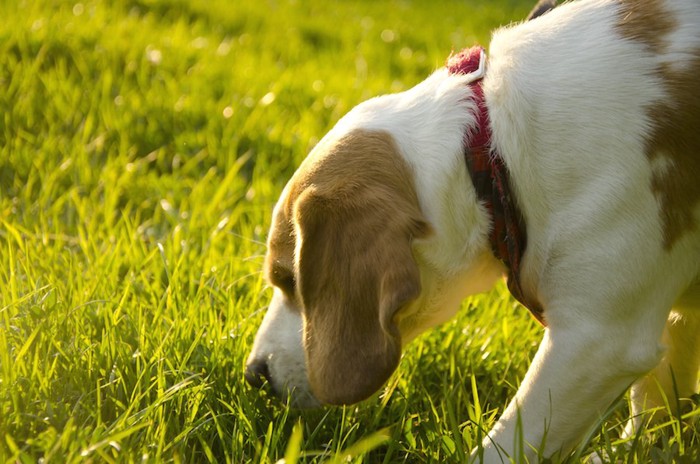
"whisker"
228,231,267,248
231,305,269,337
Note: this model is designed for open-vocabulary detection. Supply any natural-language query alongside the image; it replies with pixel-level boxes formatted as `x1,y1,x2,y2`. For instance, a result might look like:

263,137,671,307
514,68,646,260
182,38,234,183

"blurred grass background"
0,0,697,462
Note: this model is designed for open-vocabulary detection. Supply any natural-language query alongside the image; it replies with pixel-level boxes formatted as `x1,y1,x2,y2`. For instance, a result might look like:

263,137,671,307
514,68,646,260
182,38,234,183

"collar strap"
447,47,545,326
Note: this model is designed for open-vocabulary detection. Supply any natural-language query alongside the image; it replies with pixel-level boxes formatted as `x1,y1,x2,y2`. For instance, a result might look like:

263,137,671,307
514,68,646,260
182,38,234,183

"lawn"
0,0,698,462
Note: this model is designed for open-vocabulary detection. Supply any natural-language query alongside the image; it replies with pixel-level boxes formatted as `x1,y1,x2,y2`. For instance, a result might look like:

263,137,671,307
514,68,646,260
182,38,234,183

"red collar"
447,47,545,326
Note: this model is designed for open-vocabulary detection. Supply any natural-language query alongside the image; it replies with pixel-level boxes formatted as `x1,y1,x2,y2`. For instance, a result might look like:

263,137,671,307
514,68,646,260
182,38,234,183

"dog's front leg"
473,326,664,463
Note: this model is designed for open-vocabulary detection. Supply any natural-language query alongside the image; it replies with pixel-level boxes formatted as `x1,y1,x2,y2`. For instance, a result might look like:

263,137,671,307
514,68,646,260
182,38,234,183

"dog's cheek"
246,290,313,397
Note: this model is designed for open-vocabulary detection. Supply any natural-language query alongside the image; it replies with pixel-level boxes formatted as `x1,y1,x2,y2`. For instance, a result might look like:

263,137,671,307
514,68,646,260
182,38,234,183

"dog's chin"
277,387,322,409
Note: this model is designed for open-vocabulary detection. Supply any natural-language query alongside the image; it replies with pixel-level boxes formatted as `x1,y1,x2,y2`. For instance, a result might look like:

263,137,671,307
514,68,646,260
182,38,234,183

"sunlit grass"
1,0,697,462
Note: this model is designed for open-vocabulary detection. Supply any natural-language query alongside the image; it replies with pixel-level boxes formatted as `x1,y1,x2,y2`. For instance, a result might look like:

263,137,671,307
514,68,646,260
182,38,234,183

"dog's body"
246,0,700,460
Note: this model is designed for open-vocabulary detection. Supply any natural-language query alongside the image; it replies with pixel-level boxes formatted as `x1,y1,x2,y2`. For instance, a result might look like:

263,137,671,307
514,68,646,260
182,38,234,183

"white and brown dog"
245,0,700,461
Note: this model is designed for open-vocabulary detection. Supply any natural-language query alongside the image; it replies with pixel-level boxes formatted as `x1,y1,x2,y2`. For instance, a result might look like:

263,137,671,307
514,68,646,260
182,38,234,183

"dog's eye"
270,265,296,296
277,274,296,296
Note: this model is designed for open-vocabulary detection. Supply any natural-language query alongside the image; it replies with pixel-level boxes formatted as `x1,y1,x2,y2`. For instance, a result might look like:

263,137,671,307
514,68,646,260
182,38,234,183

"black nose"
245,358,271,389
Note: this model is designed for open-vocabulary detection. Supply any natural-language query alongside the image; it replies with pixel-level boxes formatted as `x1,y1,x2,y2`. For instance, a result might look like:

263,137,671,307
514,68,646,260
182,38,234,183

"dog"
245,0,700,461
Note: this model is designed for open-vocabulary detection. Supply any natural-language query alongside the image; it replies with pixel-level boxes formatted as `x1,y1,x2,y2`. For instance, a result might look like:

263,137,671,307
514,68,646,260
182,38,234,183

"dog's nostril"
245,359,271,389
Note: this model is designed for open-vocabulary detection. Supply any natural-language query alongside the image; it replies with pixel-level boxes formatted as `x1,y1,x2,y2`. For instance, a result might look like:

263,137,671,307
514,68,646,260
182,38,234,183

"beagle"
246,0,700,461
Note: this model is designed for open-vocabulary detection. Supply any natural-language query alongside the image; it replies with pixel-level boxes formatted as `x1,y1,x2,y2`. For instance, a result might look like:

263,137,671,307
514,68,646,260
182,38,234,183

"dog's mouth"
283,388,322,409
245,356,322,409
266,382,323,409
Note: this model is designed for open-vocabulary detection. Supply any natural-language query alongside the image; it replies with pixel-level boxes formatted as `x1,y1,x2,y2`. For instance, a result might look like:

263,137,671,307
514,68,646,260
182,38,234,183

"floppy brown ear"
296,190,428,405
526,0,557,21
292,130,430,405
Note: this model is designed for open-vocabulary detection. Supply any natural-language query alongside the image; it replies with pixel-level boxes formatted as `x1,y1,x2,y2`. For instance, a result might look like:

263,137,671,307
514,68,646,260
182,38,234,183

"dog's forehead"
284,127,408,200
266,130,349,260
277,133,343,207
266,126,411,253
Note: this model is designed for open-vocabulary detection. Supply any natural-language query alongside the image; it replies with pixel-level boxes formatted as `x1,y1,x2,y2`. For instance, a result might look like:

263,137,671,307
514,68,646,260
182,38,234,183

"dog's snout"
245,358,271,389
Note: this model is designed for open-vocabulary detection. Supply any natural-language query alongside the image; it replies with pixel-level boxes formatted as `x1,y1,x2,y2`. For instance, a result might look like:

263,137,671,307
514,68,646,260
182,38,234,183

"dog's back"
485,0,700,296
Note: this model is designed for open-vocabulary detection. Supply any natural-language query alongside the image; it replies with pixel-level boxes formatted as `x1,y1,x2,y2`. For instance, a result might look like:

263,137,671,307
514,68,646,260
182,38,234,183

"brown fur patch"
617,1,700,248
267,129,430,405
617,0,675,52
648,58,700,248
265,206,297,300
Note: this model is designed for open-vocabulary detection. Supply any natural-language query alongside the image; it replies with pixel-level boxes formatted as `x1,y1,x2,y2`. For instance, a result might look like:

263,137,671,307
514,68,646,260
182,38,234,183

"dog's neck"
447,47,544,325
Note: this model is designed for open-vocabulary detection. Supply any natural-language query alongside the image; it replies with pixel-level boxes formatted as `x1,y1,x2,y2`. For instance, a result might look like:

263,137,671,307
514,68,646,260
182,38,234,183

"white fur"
247,0,700,461
333,69,493,276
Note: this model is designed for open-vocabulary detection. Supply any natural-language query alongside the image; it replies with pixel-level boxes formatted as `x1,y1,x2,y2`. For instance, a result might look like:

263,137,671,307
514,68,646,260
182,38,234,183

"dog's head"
250,128,429,406
245,73,505,407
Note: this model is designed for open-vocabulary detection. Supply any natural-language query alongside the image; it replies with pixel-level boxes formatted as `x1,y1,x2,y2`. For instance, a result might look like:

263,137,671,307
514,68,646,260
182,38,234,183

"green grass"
0,0,698,462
